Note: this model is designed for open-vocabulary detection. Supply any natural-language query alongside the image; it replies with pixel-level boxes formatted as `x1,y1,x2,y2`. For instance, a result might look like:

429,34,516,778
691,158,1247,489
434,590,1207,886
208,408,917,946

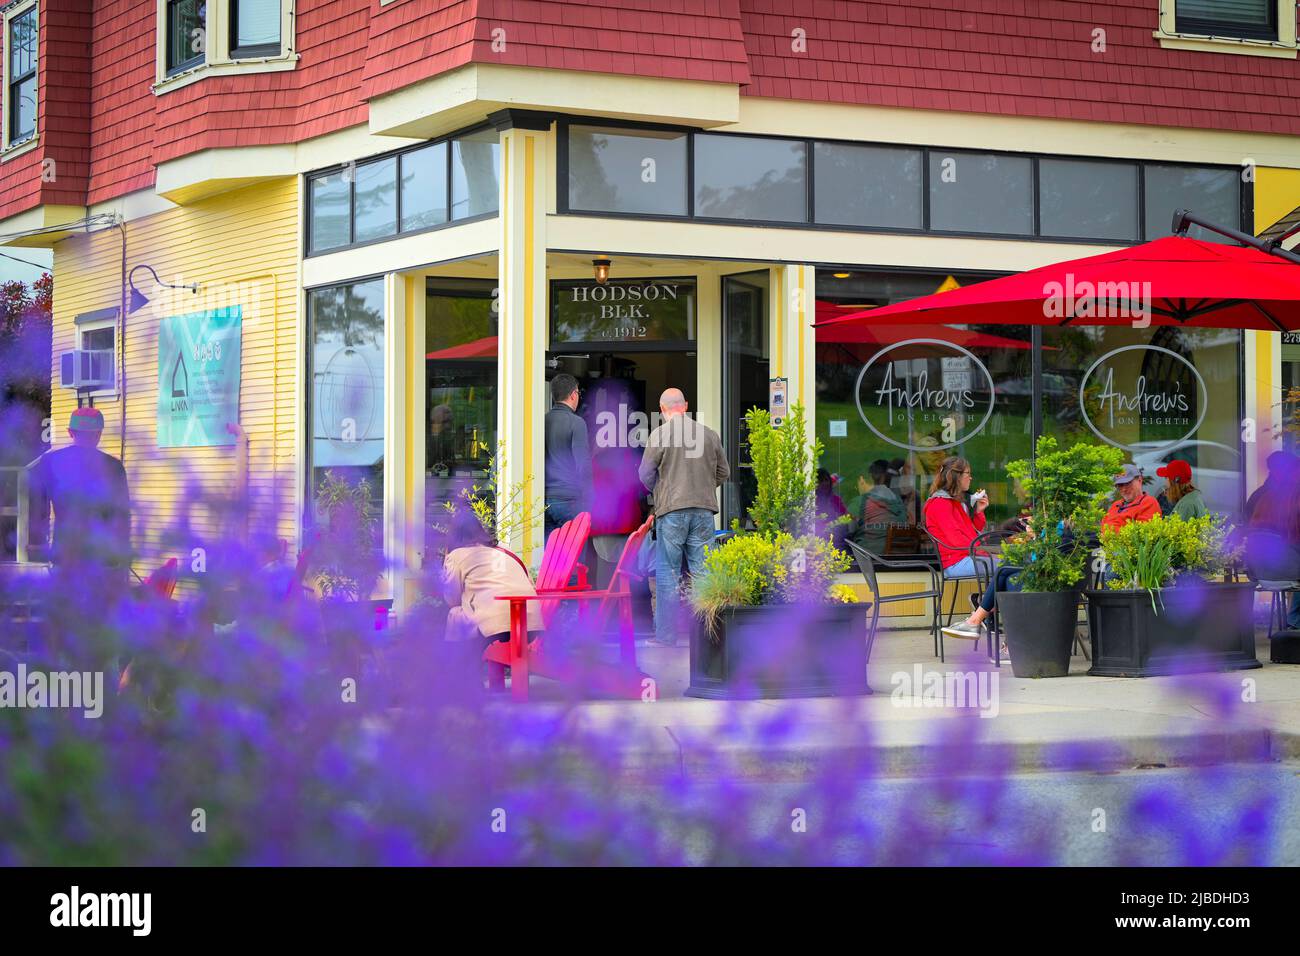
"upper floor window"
230,0,280,58
558,121,1248,245
1176,0,1278,41
4,0,38,147
156,0,295,92
165,0,205,76
306,127,500,255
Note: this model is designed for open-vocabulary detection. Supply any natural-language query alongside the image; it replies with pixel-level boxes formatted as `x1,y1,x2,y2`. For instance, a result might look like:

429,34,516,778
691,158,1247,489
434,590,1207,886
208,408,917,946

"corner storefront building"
4,1,1300,616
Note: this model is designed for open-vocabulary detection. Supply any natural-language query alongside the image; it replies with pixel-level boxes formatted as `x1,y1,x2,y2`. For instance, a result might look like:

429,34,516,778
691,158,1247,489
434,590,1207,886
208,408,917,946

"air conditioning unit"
59,350,114,390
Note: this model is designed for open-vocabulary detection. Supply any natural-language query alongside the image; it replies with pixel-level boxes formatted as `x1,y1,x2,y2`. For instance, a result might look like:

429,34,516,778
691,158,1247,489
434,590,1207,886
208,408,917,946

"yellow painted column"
497,123,549,561
383,271,407,603
770,263,818,452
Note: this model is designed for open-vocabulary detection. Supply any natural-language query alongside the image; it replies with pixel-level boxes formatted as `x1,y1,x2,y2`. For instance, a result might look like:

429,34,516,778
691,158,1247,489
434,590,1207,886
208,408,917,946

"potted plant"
1088,512,1257,676
686,405,870,699
997,437,1124,677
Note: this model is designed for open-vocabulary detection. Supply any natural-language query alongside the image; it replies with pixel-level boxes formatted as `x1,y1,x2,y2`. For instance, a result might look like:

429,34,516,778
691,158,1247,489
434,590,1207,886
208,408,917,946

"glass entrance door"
721,271,770,528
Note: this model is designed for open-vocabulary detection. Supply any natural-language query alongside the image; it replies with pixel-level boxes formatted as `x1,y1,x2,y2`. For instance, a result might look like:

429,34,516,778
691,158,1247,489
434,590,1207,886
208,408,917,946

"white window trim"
76,315,120,402
1,0,39,156
1155,0,1298,58
153,0,298,96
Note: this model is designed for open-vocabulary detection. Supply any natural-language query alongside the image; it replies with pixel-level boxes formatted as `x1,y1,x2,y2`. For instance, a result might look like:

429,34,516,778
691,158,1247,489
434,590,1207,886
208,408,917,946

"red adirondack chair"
492,513,655,701
484,512,591,693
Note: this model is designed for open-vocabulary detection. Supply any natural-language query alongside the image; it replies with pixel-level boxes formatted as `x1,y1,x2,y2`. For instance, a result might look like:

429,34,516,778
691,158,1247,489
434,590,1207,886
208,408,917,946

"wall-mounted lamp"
832,272,851,279
128,264,200,314
592,257,612,285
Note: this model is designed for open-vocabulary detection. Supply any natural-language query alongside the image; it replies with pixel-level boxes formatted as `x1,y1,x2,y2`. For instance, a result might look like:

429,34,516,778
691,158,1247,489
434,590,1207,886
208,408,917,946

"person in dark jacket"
544,373,593,540
27,406,131,572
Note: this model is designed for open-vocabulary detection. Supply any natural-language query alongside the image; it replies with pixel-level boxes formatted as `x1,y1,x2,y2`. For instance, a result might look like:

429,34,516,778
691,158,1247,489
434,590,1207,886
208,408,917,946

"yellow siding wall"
50,179,299,577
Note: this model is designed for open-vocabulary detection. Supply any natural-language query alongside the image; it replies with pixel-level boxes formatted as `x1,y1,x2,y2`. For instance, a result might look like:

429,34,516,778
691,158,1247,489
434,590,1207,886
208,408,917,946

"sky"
0,245,52,286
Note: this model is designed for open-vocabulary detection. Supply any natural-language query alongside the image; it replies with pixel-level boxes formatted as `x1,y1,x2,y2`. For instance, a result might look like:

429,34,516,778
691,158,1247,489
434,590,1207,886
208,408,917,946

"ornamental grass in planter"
1090,513,1257,676
686,405,868,699
997,437,1124,678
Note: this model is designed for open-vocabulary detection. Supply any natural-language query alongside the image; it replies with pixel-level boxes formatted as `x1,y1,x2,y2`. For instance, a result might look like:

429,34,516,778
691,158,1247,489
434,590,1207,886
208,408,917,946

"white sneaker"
942,620,985,640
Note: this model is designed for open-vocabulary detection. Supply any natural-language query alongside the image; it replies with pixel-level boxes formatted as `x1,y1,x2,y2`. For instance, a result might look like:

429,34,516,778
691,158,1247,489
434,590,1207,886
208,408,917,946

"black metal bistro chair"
845,539,944,661
921,525,997,632
1242,530,1300,639
967,528,1015,666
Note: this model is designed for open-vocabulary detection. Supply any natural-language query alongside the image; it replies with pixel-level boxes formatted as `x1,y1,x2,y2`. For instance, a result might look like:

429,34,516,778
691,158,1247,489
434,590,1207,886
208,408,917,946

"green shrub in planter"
996,437,1123,676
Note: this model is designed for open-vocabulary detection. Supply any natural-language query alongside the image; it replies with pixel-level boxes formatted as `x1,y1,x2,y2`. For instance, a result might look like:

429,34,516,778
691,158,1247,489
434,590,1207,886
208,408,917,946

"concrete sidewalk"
504,627,1300,780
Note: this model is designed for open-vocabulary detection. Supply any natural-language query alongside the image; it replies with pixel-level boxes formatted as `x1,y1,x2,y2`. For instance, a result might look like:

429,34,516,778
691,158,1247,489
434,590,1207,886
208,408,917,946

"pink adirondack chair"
484,512,591,696
493,513,655,701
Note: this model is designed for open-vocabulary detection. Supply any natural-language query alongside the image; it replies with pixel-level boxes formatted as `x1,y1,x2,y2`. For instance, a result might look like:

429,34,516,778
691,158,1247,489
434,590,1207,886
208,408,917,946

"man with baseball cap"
26,406,131,571
1101,462,1161,532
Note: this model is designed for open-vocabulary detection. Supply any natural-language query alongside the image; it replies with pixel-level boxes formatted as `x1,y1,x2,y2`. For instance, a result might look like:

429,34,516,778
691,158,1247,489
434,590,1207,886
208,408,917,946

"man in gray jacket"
638,388,729,646
544,373,592,540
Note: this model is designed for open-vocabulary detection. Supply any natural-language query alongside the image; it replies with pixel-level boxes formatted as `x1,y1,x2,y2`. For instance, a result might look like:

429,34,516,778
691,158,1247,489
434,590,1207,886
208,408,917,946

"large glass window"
7,4,37,144
308,280,386,546
816,270,1032,556
568,124,688,215
928,151,1033,235
1042,325,1244,516
722,272,769,528
230,0,281,58
450,128,501,220
352,156,397,244
1144,165,1241,243
1039,159,1139,241
425,279,498,526
813,142,923,230
166,0,205,75
400,142,448,232
694,134,807,222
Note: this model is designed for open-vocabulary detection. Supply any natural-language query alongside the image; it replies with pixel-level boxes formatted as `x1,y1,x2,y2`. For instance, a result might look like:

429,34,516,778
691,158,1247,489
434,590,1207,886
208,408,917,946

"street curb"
549,726,1296,782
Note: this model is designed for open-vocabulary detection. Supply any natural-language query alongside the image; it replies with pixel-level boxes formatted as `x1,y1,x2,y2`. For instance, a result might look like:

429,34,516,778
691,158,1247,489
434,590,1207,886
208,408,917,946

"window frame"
73,310,119,401
304,123,499,258
2,0,38,153
554,117,1251,247
1157,0,1296,56
1175,0,1279,41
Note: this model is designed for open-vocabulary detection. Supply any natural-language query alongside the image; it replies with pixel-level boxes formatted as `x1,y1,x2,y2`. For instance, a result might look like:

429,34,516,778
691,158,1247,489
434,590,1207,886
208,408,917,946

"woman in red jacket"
924,456,999,640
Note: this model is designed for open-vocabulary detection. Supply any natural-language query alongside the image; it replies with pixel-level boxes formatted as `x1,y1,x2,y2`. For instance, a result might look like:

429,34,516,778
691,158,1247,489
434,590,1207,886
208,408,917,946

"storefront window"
816,271,1032,556
1284,333,1300,456
1042,325,1244,515
307,279,386,546
1143,165,1241,243
568,125,688,215
813,142,923,230
425,279,498,526
1039,158,1139,241
694,134,807,222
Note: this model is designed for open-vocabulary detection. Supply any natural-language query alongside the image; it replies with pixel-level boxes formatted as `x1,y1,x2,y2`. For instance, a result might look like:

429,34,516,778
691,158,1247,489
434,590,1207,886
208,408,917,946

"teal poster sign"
157,306,242,448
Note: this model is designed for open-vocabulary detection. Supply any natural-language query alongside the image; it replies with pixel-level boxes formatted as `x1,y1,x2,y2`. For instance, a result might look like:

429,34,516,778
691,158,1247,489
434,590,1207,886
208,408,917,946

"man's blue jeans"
653,507,714,646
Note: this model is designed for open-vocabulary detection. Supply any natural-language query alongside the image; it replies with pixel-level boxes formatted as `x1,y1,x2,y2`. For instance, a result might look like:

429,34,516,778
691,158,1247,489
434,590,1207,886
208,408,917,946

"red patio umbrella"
426,335,497,359
816,233,1300,334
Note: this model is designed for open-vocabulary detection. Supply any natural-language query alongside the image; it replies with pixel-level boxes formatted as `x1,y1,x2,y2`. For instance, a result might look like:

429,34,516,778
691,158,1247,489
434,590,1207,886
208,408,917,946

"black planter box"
998,589,1079,678
686,602,872,699
1086,581,1259,677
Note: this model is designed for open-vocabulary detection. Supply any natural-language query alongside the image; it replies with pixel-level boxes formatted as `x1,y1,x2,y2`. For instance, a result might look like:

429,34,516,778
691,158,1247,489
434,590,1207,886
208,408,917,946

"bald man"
637,388,729,647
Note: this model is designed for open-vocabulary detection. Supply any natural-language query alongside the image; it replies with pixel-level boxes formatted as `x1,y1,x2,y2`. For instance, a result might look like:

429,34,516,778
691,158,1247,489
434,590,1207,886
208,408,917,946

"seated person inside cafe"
1101,462,1162,531
815,468,849,547
853,458,909,555
439,507,542,685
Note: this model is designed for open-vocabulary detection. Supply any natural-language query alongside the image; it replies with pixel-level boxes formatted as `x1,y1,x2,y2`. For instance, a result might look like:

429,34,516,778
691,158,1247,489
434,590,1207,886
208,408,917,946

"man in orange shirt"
1101,463,1161,532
